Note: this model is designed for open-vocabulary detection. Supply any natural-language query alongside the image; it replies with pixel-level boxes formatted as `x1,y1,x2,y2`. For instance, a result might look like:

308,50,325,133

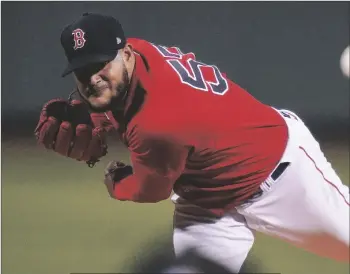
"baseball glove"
104,160,133,198
34,97,114,167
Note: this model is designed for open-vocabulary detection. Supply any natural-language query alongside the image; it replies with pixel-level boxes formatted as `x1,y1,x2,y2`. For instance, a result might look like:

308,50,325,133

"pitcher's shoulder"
127,38,161,55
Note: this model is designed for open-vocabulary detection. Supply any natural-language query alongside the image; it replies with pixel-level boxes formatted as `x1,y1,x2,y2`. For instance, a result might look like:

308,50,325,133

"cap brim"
61,53,117,77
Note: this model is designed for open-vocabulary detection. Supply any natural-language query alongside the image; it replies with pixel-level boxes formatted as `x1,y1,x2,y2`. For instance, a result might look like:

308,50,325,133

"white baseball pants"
172,109,349,273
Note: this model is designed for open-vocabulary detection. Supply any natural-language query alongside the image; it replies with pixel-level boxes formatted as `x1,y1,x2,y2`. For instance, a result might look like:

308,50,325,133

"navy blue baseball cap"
60,13,126,77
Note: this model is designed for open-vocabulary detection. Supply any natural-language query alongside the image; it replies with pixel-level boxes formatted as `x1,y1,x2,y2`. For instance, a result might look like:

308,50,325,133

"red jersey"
109,38,288,215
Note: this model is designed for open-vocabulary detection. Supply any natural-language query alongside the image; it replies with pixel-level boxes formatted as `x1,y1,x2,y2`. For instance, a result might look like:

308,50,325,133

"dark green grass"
2,139,349,274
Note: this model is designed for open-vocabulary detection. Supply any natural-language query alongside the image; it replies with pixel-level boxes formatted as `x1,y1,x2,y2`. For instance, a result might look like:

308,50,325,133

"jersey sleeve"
90,111,118,132
113,125,189,202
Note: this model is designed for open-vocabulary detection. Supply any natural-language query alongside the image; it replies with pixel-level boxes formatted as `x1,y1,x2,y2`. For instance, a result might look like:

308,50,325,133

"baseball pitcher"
34,13,349,272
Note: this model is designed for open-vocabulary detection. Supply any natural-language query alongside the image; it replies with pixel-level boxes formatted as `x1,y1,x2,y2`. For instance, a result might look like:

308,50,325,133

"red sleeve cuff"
113,175,139,201
113,174,173,203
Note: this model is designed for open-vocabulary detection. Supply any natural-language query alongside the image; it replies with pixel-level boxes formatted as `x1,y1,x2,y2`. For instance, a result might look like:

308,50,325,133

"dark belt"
247,162,290,201
271,162,290,180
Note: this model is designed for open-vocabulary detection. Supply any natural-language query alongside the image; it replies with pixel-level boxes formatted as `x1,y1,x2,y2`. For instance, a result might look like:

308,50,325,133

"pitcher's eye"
75,62,109,83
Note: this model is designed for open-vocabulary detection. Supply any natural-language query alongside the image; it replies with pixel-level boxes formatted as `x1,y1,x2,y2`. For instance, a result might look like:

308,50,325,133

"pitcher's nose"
90,73,103,86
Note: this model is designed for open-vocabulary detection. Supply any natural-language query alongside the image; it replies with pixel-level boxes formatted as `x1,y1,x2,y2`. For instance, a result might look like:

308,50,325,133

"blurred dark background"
1,2,349,274
2,1,349,141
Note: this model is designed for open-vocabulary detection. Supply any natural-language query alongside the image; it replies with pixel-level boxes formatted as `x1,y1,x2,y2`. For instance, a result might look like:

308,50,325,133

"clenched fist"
104,160,133,198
